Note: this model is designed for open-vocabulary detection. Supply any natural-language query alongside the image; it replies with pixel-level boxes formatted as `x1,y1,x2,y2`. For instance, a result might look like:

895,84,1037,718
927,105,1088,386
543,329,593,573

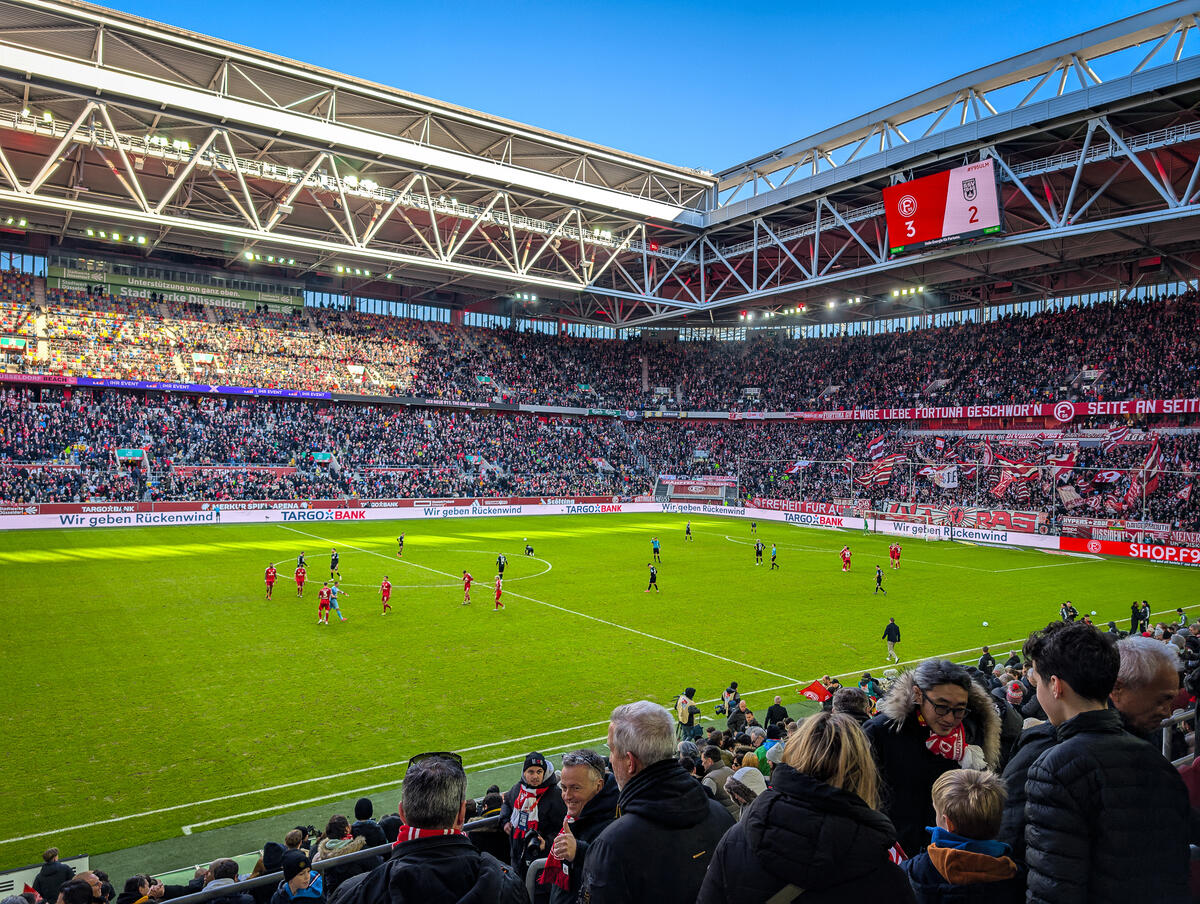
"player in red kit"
317,582,331,625
493,574,504,611
462,570,473,605
892,542,902,568
264,563,277,599
840,545,852,572
295,564,306,596
381,576,392,614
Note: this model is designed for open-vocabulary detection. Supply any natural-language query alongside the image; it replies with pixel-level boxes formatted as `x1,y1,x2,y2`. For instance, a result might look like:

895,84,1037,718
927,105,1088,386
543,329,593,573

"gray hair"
401,755,467,829
609,701,676,765
748,726,766,742
1116,635,1181,689
560,748,607,781
677,740,700,759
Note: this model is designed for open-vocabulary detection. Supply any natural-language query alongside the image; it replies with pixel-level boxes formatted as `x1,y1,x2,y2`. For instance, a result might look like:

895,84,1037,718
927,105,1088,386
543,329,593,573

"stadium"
1,0,1199,901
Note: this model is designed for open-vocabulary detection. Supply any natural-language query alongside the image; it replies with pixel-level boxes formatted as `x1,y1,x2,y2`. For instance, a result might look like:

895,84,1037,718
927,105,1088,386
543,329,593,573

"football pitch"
1,512,1195,869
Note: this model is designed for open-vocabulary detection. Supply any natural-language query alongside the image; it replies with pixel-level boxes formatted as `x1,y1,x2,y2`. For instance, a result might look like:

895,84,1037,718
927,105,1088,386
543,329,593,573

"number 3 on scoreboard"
905,221,915,237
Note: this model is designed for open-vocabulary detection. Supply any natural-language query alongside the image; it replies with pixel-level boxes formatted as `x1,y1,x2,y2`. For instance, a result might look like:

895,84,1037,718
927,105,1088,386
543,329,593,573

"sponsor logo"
1087,539,1102,553
1053,401,1076,423
565,504,623,515
280,510,366,522
784,513,845,528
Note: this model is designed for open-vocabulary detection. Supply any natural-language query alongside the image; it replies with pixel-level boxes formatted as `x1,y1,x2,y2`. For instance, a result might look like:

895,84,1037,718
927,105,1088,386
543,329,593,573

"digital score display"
883,159,1003,254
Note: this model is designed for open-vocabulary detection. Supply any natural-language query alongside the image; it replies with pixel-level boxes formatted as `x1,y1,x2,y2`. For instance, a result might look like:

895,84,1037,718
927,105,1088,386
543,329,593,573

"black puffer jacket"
697,765,916,904
996,720,1056,865
1024,708,1189,904
499,770,567,871
863,672,1000,856
578,758,735,904
545,773,619,904
329,835,525,904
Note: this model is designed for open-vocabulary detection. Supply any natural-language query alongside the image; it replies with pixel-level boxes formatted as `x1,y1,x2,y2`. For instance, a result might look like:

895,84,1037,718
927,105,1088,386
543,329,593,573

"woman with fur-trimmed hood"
863,659,1000,857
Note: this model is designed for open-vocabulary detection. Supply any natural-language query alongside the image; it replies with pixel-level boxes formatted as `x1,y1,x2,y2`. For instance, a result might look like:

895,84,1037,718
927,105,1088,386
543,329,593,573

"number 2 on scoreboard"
968,206,978,224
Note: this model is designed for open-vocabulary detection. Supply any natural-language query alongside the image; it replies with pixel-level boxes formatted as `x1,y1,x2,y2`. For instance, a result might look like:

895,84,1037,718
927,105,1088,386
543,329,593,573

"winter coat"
350,818,387,850
578,758,735,904
988,694,1023,770
702,763,738,818
863,671,1000,856
33,860,75,904
499,770,567,871
312,836,372,897
1024,707,1189,904
268,872,325,904
202,879,255,904
697,765,915,904
900,828,1022,904
545,772,619,904
764,703,789,727
329,835,525,904
726,707,748,734
996,720,1055,866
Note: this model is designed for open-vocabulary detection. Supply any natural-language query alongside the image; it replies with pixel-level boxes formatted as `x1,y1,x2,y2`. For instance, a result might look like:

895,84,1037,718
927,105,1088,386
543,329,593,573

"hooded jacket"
1024,707,1189,904
312,836,372,897
702,763,738,818
863,670,1001,856
499,767,567,869
900,827,1022,904
697,765,915,904
578,758,735,904
268,872,325,904
329,836,525,904
546,772,619,904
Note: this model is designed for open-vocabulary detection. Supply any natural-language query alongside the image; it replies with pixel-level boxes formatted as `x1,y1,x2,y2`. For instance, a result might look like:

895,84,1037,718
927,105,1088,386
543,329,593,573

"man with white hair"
764,695,788,727
1111,635,1182,740
579,701,734,904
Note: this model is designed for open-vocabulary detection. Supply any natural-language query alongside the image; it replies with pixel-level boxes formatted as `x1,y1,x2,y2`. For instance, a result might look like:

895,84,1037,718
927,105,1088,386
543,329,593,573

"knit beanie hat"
523,752,548,773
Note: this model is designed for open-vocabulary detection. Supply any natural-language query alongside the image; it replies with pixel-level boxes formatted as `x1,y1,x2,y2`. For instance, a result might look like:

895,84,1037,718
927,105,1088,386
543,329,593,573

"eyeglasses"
917,688,971,720
407,751,464,770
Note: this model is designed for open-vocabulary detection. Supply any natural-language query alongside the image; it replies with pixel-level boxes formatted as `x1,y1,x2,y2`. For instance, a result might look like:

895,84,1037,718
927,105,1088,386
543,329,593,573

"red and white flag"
798,680,832,703
1177,484,1193,503
868,435,887,460
1103,425,1130,453
1047,452,1076,481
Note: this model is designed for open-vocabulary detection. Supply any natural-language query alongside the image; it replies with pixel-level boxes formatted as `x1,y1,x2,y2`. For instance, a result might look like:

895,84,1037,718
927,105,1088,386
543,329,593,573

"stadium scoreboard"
884,159,1003,254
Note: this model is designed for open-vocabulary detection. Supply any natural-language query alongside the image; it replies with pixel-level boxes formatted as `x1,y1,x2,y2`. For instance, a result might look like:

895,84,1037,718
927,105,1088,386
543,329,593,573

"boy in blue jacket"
901,769,1023,903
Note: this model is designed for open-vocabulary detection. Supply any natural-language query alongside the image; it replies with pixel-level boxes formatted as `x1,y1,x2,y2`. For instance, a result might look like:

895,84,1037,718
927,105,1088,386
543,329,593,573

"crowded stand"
20,618,1199,904
0,384,1197,528
2,270,1200,409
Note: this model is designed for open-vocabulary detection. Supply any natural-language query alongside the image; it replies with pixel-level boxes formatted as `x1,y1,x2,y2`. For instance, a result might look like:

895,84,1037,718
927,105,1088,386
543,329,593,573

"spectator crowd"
2,270,1199,411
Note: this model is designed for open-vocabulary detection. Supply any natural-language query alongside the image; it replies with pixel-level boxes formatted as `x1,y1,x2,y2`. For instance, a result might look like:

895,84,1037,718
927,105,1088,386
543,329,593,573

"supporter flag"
981,440,995,469
1141,438,1163,495
1057,485,1083,509
1092,470,1123,484
1013,480,1032,504
1103,424,1130,452
991,470,1016,498
783,460,812,475
798,680,832,703
934,437,946,454
867,435,887,460
1047,452,1075,481
1177,483,1193,503
854,454,903,487
960,463,977,480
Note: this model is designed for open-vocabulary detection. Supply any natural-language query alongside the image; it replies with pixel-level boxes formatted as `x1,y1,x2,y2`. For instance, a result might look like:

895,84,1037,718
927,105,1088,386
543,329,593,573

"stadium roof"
3,0,1200,329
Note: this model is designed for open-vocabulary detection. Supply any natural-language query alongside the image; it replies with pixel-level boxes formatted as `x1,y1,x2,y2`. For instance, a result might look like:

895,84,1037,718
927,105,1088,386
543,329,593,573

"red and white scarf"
508,783,547,840
392,825,464,847
918,713,966,761
538,817,574,890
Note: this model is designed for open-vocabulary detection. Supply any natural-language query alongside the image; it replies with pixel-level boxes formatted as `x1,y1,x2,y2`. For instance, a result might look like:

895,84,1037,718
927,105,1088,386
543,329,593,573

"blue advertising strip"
72,376,332,400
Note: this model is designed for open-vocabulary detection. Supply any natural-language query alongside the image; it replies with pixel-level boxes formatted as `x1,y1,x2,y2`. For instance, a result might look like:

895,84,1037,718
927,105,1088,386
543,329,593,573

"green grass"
1,513,1194,870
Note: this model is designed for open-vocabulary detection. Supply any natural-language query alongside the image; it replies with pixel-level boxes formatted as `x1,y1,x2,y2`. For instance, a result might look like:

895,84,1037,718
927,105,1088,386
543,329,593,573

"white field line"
279,525,803,685
269,547,552,590
181,734,610,834
990,562,1096,573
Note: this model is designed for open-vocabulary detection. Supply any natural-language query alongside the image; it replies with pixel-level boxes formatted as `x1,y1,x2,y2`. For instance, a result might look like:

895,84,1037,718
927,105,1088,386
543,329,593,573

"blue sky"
114,0,1159,169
